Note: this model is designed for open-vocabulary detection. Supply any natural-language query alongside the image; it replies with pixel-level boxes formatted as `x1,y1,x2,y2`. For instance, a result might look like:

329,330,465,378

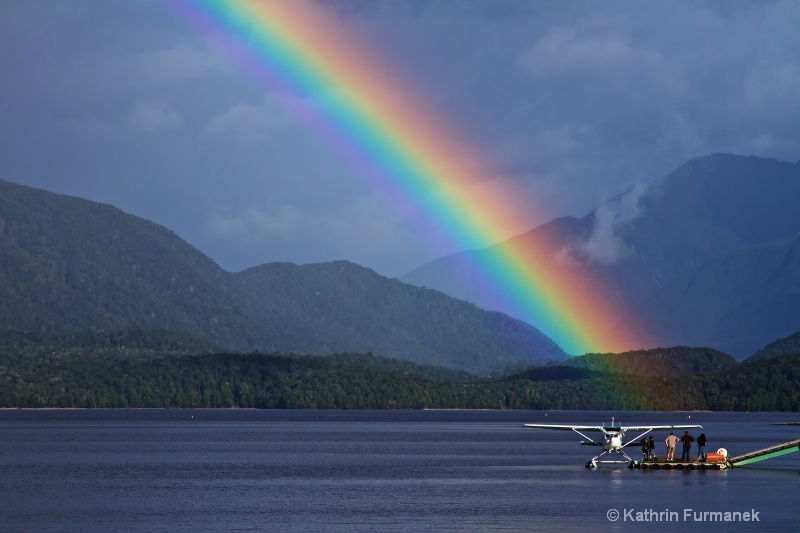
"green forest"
2,329,800,411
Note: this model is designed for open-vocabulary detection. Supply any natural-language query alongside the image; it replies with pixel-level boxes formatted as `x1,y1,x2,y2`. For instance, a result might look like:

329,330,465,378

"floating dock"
631,438,800,470
632,458,727,470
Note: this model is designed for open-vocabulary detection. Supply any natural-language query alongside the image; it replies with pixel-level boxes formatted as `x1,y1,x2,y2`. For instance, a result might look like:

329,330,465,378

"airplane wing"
620,425,702,432
523,424,606,431
523,424,703,433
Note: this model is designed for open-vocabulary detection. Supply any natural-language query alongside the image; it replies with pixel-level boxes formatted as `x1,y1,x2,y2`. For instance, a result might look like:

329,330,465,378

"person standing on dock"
681,431,695,461
641,437,650,460
697,433,707,461
665,432,679,461
648,436,656,459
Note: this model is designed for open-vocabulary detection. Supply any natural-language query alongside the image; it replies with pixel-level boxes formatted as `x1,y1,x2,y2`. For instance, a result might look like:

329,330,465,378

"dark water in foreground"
1,410,799,532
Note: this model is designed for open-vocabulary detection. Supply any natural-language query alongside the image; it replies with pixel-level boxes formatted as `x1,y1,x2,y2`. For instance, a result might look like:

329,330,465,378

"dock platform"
630,438,800,469
631,458,727,470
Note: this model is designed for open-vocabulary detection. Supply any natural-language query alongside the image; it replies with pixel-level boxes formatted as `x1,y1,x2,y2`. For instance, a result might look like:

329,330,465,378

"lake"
1,409,799,532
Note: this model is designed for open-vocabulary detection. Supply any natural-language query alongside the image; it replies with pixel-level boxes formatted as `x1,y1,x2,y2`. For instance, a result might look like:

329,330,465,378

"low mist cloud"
570,182,651,266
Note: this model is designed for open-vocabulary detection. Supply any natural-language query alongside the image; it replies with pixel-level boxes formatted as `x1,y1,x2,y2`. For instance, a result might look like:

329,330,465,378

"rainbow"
168,0,653,355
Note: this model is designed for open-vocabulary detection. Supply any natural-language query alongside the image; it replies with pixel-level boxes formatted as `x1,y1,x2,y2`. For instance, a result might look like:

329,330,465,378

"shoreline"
0,406,797,418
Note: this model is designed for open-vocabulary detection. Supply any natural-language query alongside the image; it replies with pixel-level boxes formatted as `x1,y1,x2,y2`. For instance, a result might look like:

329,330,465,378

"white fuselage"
604,434,622,451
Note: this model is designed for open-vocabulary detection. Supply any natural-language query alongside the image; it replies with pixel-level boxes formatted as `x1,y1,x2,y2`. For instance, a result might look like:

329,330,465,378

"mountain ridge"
401,153,800,358
0,178,564,374
4,152,799,367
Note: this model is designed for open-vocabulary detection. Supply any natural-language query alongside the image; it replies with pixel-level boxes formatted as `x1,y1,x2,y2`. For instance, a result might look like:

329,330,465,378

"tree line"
2,348,799,411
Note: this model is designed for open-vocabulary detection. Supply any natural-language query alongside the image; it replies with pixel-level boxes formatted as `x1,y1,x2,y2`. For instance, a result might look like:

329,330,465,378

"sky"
1,0,799,278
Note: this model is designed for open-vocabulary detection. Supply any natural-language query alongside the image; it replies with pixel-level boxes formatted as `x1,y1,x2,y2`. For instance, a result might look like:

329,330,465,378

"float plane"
523,417,702,468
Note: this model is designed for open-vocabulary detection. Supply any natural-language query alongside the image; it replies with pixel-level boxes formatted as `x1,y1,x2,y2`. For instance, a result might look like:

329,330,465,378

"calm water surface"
1,410,799,532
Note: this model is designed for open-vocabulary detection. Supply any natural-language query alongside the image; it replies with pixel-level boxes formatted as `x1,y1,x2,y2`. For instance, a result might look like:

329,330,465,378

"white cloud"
518,26,668,83
129,43,225,88
568,182,651,266
130,98,182,131
741,62,800,119
202,92,306,143
203,192,433,276
206,205,303,243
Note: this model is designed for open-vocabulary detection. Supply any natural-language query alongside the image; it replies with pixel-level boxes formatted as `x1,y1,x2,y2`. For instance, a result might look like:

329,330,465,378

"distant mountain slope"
402,154,800,358
0,179,264,348
747,331,800,362
0,327,224,358
233,261,565,371
647,234,800,356
0,179,565,373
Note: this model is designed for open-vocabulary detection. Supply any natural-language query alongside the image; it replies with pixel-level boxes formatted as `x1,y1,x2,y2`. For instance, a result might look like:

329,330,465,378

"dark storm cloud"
1,0,798,276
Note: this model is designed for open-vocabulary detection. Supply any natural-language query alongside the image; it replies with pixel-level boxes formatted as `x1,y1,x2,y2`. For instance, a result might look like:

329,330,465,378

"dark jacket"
681,434,695,448
697,434,707,446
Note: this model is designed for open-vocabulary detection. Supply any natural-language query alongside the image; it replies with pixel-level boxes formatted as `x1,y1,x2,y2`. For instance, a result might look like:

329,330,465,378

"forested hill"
0,179,564,373
564,347,738,376
0,327,224,359
234,261,562,372
2,330,800,411
502,347,737,382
